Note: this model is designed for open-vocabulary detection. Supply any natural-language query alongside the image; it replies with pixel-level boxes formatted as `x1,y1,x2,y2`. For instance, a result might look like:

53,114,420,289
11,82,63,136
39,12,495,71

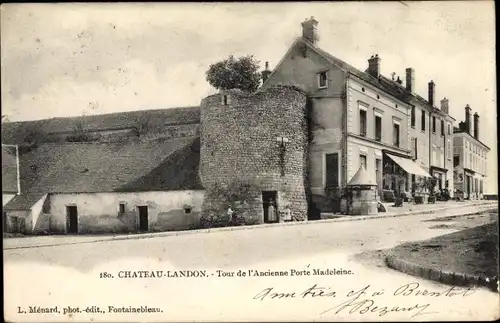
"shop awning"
386,153,432,178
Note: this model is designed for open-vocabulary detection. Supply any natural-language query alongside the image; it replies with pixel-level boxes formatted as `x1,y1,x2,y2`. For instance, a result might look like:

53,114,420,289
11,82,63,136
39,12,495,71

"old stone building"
199,87,309,224
453,106,489,199
259,17,435,212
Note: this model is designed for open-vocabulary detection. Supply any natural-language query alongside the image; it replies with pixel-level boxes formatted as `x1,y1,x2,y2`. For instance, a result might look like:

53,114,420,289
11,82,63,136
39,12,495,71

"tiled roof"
2,145,18,193
117,137,203,192
304,39,455,115
3,193,46,211
1,106,200,144
309,42,413,104
17,137,202,194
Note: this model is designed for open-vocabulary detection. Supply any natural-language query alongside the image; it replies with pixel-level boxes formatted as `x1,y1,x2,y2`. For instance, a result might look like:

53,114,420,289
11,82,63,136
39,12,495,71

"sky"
0,2,496,192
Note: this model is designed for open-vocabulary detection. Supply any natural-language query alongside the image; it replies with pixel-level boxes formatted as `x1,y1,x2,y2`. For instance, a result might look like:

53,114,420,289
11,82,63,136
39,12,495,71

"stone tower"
199,86,309,226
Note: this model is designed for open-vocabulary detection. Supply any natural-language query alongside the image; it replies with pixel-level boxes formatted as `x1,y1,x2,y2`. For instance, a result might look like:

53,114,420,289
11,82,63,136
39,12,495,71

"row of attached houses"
260,17,488,206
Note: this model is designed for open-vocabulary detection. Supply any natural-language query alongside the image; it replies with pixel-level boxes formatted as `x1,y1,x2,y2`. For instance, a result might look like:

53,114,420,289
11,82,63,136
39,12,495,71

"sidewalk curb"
384,253,499,293
4,202,497,250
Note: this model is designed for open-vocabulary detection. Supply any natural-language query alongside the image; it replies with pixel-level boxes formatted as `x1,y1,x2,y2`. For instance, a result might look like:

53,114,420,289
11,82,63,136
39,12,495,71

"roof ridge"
3,106,200,124
20,136,196,147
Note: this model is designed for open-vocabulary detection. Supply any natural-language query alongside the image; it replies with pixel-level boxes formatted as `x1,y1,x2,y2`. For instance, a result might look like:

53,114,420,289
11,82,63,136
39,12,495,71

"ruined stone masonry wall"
200,87,309,225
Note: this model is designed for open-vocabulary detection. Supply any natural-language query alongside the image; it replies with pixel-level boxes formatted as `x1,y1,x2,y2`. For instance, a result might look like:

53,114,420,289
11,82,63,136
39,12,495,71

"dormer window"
318,71,328,89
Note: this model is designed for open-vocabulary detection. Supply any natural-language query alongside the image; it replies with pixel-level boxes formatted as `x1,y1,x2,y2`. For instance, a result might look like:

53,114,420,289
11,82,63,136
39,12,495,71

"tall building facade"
261,17,435,211
453,106,489,199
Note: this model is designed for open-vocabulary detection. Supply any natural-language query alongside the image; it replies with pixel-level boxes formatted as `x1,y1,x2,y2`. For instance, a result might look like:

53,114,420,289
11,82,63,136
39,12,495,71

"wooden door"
66,206,78,234
138,206,149,232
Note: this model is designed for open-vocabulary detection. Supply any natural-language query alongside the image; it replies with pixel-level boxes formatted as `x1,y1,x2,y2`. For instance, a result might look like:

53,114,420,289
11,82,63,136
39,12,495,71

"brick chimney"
367,54,380,79
405,68,415,92
440,97,449,114
261,61,271,83
301,17,319,45
473,112,479,139
465,104,472,134
428,80,435,107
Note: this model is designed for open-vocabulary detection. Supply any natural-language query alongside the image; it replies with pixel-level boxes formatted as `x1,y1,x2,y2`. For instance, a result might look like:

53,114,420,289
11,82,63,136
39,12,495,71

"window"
421,110,426,131
432,116,436,133
393,123,400,147
360,154,367,169
374,115,382,141
318,71,328,88
119,203,125,214
448,123,451,135
447,140,451,160
325,153,339,189
453,155,460,167
359,109,367,136
222,95,228,105
441,120,445,136
184,207,192,214
411,137,418,159
411,106,416,128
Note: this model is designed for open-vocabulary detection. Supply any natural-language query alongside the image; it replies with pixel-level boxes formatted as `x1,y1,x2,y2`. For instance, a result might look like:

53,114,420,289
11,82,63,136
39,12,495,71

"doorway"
466,175,472,199
66,206,78,234
138,206,149,232
262,191,278,223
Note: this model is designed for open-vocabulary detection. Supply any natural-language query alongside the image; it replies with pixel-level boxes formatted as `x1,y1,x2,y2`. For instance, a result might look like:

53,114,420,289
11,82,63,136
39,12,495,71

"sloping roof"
300,39,456,118
1,106,200,144
347,166,377,186
3,193,46,211
117,137,203,191
307,40,412,105
17,137,202,194
2,145,18,193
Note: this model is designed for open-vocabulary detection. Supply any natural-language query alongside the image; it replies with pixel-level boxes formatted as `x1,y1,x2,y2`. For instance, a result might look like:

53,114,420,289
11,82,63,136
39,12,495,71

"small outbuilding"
345,165,378,215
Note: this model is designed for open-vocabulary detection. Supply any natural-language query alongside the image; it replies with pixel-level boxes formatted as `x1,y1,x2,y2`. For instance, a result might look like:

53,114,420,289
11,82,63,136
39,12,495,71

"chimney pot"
473,112,479,139
440,97,449,114
428,80,435,107
405,67,415,93
465,105,472,135
261,62,272,83
367,55,381,79
301,17,319,45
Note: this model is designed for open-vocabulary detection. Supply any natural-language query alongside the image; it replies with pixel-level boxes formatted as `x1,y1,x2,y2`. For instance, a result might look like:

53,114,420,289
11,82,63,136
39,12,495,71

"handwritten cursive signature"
321,297,436,317
253,282,478,318
254,284,336,301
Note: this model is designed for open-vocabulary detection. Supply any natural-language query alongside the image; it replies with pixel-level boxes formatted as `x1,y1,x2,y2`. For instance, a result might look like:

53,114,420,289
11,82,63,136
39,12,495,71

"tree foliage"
205,55,261,92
